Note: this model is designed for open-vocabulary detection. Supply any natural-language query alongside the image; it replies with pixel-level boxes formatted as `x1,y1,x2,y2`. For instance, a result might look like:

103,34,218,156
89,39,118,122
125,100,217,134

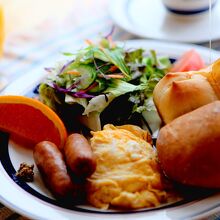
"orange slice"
0,95,67,148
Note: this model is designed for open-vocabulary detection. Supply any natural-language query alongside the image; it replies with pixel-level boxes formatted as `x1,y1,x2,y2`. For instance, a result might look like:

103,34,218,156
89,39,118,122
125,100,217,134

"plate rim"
1,39,220,220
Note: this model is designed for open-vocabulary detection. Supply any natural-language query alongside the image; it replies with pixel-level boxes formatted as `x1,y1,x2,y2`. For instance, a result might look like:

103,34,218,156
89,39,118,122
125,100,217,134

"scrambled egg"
87,124,170,209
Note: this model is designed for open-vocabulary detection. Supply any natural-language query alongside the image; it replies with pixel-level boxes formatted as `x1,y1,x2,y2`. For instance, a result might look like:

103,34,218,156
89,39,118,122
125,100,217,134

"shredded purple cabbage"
44,67,55,72
104,25,115,39
47,82,94,99
52,83,70,93
69,91,95,98
68,82,79,90
46,82,55,88
59,59,75,74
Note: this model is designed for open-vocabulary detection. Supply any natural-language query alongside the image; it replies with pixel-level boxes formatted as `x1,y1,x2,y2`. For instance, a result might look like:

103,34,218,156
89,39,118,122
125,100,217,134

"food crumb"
16,163,34,182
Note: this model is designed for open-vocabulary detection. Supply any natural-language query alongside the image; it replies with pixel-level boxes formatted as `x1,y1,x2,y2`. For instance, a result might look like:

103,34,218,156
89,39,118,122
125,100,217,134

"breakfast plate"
1,39,220,220
109,0,220,43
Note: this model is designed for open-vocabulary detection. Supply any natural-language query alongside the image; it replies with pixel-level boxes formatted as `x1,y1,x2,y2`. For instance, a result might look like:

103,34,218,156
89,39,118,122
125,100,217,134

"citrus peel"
0,95,67,148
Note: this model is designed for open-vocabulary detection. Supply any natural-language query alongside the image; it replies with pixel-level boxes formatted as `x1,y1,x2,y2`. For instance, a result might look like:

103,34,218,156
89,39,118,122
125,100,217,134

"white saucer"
109,0,220,43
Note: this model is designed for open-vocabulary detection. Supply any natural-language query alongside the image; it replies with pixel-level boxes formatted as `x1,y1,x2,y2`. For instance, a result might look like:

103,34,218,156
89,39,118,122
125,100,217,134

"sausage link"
33,141,76,200
64,133,96,178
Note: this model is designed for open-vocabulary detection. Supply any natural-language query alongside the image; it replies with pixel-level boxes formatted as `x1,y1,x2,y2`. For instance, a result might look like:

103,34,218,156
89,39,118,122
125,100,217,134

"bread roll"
157,101,220,188
206,59,220,99
153,59,220,124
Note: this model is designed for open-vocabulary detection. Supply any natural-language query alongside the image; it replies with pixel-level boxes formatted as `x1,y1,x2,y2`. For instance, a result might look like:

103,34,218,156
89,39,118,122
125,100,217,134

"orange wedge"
0,95,67,148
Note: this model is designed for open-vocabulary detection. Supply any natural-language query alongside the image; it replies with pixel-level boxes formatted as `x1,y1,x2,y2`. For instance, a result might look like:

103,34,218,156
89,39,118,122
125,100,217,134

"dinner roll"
153,59,220,124
206,59,220,99
157,101,220,188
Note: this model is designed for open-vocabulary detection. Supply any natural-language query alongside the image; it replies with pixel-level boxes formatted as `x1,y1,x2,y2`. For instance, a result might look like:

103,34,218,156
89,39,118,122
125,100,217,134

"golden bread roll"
157,101,220,188
206,60,220,99
153,59,220,124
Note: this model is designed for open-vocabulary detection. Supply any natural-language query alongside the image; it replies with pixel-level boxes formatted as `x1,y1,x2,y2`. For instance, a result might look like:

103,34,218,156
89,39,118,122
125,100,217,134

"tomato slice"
170,49,206,72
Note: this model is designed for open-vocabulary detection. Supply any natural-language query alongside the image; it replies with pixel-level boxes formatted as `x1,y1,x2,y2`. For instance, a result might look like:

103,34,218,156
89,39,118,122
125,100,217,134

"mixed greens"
39,38,171,132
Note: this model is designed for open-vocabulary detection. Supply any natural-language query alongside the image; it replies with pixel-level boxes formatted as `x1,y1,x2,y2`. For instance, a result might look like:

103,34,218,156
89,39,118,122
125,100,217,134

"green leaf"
79,111,102,131
93,48,109,62
99,38,111,48
101,48,131,78
158,56,171,70
83,93,115,115
62,52,75,56
125,49,144,63
65,94,88,109
104,79,146,97
150,50,158,66
39,83,61,111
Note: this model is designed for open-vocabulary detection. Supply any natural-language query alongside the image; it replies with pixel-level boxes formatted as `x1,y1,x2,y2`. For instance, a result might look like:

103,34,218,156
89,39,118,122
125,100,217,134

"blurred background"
0,0,137,91
2,0,76,33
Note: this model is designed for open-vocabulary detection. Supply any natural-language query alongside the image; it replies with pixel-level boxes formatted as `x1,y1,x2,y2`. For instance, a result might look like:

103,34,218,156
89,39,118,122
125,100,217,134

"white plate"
109,0,220,43
1,40,220,220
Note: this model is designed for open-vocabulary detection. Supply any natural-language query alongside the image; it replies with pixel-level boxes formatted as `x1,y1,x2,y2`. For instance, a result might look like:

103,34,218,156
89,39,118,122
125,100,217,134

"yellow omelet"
87,124,171,210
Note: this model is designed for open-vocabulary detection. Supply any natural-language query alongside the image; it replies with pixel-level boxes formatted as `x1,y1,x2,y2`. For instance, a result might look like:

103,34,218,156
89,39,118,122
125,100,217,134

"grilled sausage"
33,141,75,200
64,133,96,178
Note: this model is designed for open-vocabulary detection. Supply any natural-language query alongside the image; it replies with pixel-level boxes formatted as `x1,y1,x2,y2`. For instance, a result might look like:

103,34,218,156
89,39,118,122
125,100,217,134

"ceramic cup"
162,0,217,15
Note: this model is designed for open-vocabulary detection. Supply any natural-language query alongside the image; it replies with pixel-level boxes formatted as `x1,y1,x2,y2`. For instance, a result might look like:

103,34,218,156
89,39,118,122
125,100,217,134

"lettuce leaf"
83,94,114,115
39,83,61,110
83,79,146,115
101,48,131,78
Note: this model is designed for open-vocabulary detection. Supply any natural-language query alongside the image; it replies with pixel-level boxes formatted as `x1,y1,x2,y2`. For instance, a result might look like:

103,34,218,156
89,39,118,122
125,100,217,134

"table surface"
0,0,220,219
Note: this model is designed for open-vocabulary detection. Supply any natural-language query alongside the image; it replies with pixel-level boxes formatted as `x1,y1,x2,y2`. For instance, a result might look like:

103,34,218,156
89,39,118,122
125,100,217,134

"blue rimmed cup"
162,0,217,15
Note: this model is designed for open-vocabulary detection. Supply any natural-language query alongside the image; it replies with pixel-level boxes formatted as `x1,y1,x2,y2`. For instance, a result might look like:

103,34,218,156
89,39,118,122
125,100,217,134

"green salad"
39,38,171,132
